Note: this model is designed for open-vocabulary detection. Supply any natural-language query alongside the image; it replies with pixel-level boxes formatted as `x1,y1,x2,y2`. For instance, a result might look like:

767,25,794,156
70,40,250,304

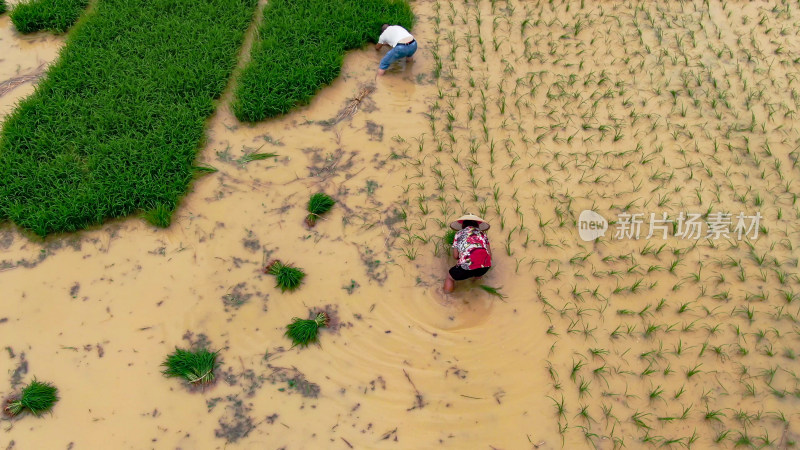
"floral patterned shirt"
452,226,491,270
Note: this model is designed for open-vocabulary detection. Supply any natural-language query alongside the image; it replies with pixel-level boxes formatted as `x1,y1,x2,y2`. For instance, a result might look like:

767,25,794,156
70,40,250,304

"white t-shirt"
378,26,413,47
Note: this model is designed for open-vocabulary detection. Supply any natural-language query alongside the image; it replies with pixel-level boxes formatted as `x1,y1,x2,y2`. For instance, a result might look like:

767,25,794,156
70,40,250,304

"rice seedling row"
395,0,800,447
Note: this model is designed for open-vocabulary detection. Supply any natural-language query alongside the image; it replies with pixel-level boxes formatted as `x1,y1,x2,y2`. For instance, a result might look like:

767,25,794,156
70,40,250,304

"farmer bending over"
444,214,492,293
375,24,417,75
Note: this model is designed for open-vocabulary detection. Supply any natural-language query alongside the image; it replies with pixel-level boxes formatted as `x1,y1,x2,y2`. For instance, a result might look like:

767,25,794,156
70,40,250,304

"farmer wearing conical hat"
375,24,417,76
444,213,492,293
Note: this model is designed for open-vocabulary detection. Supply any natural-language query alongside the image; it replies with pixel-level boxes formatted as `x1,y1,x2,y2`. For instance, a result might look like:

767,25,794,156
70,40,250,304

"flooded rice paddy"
2,0,800,448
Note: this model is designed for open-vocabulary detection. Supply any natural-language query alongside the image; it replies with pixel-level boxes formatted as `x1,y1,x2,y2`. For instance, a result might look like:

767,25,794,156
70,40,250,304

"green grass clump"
233,0,414,121
306,193,336,227
161,348,220,385
0,0,258,236
4,379,59,417
265,260,306,292
0,1,7,15
285,312,329,348
10,0,87,34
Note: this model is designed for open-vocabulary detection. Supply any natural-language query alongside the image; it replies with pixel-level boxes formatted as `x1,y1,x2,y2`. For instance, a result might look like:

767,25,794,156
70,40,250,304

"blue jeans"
380,41,417,70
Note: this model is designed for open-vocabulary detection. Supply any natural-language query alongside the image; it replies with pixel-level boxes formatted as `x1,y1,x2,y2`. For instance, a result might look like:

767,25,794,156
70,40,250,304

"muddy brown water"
3,1,800,449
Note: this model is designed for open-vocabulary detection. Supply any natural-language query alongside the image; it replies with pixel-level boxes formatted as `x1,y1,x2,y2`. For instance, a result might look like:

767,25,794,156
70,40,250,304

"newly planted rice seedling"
306,193,336,227
478,285,506,300
161,348,220,385
3,379,58,417
265,260,306,292
10,0,87,34
285,312,329,348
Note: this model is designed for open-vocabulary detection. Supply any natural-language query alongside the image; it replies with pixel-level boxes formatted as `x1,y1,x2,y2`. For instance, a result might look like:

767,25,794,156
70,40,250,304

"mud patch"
365,121,384,142
9,352,28,389
213,394,256,443
266,365,320,398
181,331,213,351
304,147,358,181
355,245,389,285
221,282,255,311
241,230,260,252
0,231,13,250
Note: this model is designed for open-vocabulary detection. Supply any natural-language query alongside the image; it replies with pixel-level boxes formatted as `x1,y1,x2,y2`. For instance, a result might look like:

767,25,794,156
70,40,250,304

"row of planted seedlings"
3,193,337,418
403,0,800,447
541,1,800,447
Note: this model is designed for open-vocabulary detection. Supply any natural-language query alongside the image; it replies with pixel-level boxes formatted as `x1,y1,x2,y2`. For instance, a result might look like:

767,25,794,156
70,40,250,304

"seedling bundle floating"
4,379,59,417
161,347,220,386
285,312,329,348
305,193,336,227
265,259,306,292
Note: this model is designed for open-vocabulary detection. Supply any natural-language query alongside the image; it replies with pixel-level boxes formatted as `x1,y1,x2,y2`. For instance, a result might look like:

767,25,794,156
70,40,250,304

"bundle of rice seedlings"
161,348,220,385
264,259,306,292
285,312,329,348
4,379,58,417
443,229,457,248
306,193,335,227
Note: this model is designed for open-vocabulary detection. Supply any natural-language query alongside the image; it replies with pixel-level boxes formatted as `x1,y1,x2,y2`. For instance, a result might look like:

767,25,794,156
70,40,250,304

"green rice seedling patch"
10,0,87,34
264,259,306,292
162,347,220,386
3,378,58,417
305,192,335,227
233,0,414,121
0,1,7,15
0,0,258,236
285,312,329,348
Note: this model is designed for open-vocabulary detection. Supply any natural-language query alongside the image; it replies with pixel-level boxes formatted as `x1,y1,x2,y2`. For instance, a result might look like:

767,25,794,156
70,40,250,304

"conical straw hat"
450,213,490,231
